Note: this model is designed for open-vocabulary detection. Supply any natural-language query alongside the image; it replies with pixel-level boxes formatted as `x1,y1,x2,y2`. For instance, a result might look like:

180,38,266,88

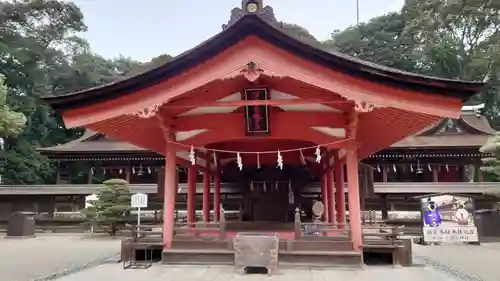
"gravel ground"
54,264,459,281
413,243,499,281
0,234,120,281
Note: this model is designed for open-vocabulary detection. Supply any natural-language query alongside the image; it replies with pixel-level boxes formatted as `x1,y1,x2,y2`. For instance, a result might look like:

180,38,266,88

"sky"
74,0,405,62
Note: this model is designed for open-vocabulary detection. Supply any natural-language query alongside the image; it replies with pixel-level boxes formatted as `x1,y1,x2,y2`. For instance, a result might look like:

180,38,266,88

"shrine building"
40,0,486,263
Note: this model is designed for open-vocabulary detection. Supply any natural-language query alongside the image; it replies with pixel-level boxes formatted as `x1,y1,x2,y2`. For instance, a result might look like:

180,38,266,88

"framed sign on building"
420,194,478,243
243,88,270,135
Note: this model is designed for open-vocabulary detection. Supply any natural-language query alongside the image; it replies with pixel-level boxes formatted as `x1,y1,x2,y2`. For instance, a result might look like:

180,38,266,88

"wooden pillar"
214,168,221,221
162,140,177,249
334,155,346,227
202,162,211,223
327,169,335,224
187,166,197,226
346,148,362,251
125,167,131,183
381,194,389,221
321,171,329,222
382,165,388,182
476,164,484,182
432,166,439,182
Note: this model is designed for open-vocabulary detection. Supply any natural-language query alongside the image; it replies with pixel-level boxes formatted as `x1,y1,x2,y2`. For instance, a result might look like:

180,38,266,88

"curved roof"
41,14,485,112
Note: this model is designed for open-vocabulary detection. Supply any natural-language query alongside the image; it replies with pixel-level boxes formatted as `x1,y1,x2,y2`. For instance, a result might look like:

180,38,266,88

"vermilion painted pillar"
187,166,197,227
334,155,346,227
213,168,221,221
162,142,177,249
326,169,335,223
321,172,329,222
202,162,211,223
346,148,362,251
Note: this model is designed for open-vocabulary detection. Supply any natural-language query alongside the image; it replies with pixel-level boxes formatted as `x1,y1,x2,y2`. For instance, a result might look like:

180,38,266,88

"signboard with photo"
420,195,478,243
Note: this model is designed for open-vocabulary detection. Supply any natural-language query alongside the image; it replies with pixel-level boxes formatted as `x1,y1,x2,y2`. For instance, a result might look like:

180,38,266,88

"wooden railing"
173,207,226,240
293,208,351,239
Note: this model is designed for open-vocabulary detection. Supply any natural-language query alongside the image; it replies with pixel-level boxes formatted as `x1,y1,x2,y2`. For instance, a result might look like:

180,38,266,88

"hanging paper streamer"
277,150,283,170
188,145,196,165
237,152,243,170
428,164,432,172
119,168,123,175
445,163,449,172
132,166,136,174
275,181,279,192
377,165,381,172
263,182,267,192
393,164,397,172
90,167,95,175
102,167,106,175
299,150,306,165
257,153,261,169
147,166,152,174
410,164,414,172
250,180,254,192
315,146,322,163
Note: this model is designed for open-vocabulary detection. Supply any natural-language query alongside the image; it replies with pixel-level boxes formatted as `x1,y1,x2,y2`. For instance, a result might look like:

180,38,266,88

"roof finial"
223,0,278,30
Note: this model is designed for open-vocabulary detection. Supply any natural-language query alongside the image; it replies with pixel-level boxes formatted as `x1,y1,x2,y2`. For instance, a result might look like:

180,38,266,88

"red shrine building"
40,1,485,253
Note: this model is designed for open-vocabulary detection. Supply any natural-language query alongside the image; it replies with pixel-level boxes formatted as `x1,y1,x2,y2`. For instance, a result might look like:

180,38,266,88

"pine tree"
82,179,132,235
480,132,500,210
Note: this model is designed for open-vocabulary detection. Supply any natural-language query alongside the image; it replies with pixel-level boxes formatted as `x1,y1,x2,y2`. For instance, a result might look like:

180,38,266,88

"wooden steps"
279,250,362,267
162,248,234,265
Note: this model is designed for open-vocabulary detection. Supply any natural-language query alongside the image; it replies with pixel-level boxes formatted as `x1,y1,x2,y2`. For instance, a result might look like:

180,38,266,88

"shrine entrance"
243,180,293,222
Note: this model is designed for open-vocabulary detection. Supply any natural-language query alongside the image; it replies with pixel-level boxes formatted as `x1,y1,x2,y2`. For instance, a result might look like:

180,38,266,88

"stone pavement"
0,234,120,281
413,243,499,281
55,264,458,281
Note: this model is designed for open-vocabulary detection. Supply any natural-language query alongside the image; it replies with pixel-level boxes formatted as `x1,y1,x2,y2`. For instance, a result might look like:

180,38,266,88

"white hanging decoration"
188,145,196,165
315,146,322,163
428,164,432,172
263,182,267,192
237,152,243,171
250,180,254,192
102,167,106,175
410,164,414,172
90,167,95,175
275,182,279,191
299,150,306,165
132,166,136,174
257,153,261,169
393,164,397,172
119,168,123,174
147,166,152,174
213,152,217,168
277,150,283,170
377,165,381,172
445,163,449,172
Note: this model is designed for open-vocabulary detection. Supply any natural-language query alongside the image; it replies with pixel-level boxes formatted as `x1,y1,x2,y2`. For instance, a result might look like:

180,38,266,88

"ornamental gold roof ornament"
223,0,279,30
132,104,161,118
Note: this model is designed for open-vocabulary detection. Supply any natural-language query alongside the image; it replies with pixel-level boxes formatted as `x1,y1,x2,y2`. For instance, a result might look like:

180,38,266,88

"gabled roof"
41,13,485,111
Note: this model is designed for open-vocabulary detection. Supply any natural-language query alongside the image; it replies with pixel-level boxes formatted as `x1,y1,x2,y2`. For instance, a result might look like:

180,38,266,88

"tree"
402,0,500,119
326,13,418,72
0,0,148,184
82,179,132,236
0,74,26,138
